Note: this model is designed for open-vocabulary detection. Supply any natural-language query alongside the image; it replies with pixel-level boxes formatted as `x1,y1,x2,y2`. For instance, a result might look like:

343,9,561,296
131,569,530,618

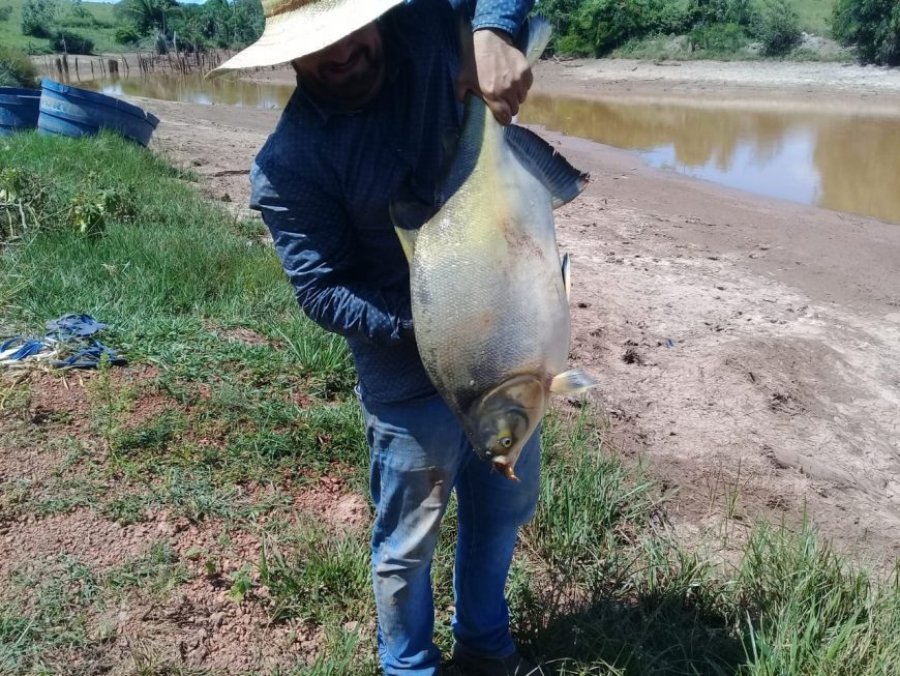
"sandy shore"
137,58,900,564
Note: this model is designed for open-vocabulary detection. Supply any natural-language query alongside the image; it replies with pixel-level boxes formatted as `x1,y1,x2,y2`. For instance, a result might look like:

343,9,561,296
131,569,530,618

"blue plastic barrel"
37,79,159,146
0,87,41,136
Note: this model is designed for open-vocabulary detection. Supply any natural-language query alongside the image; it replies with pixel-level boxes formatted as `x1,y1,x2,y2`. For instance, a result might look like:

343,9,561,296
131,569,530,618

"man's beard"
310,44,385,109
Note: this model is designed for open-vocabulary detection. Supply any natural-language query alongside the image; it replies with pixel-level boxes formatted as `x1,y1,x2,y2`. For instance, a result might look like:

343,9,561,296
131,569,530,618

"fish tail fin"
550,369,599,395
504,125,589,208
516,15,553,66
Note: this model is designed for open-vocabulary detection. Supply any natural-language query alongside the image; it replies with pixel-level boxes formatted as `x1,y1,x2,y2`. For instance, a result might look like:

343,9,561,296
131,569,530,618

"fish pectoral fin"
393,225,420,264
550,369,598,395
504,125,589,209
561,253,571,301
390,198,434,263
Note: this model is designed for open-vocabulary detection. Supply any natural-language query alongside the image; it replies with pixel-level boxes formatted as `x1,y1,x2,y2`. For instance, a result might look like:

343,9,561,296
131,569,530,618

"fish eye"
500,436,513,449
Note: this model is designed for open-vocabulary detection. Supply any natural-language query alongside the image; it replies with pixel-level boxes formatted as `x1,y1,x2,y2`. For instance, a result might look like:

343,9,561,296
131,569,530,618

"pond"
80,73,900,224
518,93,900,225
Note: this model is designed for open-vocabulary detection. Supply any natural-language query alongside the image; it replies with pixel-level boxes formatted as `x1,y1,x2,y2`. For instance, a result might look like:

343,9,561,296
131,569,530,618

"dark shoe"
450,645,547,676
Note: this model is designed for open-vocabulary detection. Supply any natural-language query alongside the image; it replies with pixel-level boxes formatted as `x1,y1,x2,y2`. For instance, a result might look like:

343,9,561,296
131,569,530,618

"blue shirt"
250,0,533,403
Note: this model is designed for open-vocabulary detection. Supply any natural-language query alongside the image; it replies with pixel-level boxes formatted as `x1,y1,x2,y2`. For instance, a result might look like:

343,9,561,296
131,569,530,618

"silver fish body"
392,19,594,477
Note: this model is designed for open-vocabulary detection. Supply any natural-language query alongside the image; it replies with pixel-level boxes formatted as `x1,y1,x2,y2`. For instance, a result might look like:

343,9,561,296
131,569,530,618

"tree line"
4,0,899,66
541,0,898,65
16,0,264,56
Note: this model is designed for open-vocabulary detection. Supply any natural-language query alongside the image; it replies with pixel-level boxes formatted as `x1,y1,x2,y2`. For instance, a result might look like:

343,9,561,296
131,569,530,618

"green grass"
0,0,123,54
2,132,900,674
791,0,835,35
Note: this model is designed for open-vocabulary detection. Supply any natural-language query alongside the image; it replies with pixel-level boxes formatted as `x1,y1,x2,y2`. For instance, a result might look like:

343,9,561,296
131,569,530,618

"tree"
116,0,180,37
833,0,900,65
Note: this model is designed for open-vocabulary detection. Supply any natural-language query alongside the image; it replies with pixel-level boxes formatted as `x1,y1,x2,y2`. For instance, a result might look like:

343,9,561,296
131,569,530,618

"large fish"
391,17,595,480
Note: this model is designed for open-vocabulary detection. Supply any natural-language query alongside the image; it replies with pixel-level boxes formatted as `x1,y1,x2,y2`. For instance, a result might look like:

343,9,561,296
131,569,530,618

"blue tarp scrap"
0,314,127,370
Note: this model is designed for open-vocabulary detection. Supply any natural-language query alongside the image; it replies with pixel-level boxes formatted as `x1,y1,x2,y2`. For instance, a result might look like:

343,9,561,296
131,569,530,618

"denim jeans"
359,389,541,675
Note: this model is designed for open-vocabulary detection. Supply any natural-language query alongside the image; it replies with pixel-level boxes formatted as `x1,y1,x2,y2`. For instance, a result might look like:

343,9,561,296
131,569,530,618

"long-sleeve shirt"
250,0,533,403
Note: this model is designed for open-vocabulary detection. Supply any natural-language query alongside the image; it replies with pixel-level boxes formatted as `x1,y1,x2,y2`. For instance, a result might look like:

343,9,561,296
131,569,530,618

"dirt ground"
133,59,900,566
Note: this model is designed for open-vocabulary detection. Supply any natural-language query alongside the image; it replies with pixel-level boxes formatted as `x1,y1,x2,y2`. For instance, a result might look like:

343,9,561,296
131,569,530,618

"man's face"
293,23,385,108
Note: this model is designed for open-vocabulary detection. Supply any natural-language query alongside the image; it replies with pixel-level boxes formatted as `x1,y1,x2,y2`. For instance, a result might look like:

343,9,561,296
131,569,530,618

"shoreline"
244,57,900,114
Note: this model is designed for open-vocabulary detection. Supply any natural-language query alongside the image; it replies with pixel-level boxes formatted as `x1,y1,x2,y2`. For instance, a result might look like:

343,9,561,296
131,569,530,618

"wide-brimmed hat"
207,0,404,78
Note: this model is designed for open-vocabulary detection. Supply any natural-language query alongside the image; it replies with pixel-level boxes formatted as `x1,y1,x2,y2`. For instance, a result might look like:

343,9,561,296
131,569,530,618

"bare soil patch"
135,60,900,562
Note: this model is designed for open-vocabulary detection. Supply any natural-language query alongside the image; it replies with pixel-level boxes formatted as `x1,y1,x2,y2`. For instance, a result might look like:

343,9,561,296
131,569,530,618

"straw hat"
208,0,404,78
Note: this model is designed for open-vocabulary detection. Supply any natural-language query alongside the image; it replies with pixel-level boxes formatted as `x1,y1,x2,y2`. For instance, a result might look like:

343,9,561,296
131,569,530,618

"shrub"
757,0,802,56
50,29,95,55
689,22,750,54
559,0,685,56
0,6,13,22
21,0,57,38
0,45,40,88
833,0,900,66
115,25,142,45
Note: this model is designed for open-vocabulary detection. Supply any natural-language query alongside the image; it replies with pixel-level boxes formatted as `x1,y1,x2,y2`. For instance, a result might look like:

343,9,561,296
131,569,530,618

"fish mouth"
490,457,519,481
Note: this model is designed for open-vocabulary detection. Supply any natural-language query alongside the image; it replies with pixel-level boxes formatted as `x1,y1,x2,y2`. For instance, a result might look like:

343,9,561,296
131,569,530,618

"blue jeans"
359,390,541,676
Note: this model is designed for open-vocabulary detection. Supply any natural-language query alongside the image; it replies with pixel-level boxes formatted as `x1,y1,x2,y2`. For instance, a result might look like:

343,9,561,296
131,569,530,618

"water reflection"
519,94,900,224
84,73,296,110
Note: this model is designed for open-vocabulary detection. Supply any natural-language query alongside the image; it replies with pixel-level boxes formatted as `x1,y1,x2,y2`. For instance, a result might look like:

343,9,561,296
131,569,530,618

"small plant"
0,168,48,244
66,173,136,238
227,564,255,602
87,356,131,453
0,44,40,88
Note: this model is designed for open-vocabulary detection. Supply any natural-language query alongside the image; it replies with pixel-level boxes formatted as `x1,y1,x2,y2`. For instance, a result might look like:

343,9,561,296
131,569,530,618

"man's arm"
251,163,413,346
455,0,536,125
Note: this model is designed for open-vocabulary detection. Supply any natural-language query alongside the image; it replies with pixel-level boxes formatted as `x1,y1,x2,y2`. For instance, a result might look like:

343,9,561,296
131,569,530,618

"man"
211,1,544,674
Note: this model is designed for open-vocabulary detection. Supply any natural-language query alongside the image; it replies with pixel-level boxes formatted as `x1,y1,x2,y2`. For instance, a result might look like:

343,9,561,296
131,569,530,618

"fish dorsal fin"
550,369,598,395
504,125,589,209
561,252,571,301
389,198,435,263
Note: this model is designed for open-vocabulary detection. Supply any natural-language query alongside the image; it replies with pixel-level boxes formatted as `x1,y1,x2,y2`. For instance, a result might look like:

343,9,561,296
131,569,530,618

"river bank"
135,58,900,563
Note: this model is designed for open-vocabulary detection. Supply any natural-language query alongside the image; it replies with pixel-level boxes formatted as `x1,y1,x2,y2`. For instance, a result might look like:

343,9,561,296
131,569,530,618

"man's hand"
456,28,533,126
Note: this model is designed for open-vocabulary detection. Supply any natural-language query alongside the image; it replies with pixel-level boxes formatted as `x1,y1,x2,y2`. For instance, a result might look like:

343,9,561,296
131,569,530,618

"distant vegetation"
539,0,896,64
832,0,900,65
540,0,824,59
0,0,895,80
0,0,263,56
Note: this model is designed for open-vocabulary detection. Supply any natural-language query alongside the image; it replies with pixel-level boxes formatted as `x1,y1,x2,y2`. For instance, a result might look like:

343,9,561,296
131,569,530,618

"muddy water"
85,74,900,224
519,93,900,224
89,73,294,110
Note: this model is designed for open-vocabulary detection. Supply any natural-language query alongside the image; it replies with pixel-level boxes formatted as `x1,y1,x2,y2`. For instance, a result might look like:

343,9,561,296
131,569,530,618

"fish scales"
391,16,595,478
412,101,569,415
